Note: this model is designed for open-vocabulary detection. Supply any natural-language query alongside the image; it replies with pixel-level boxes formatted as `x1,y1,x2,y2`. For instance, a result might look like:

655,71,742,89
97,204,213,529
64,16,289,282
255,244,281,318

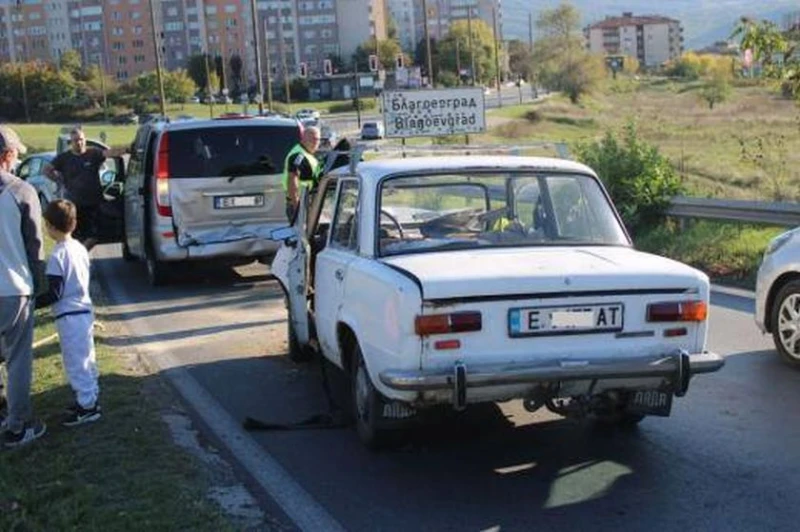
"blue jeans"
0,296,34,432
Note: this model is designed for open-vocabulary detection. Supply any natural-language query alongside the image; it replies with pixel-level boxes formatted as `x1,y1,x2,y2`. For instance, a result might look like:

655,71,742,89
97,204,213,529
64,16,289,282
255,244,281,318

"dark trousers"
75,204,98,242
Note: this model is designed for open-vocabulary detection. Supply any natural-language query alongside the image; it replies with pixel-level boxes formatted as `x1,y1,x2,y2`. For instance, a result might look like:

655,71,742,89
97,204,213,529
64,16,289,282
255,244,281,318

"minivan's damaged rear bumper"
379,351,724,407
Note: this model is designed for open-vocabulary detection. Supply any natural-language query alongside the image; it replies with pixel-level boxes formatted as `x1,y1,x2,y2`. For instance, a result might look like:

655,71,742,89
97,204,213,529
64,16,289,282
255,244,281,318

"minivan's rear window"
167,125,299,178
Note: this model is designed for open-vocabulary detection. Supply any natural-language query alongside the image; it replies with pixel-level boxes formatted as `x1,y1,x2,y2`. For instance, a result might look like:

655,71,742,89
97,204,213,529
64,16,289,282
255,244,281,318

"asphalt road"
95,245,800,532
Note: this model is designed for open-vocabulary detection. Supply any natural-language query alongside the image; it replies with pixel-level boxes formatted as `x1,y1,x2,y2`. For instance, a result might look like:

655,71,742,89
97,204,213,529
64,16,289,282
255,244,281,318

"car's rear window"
167,125,299,178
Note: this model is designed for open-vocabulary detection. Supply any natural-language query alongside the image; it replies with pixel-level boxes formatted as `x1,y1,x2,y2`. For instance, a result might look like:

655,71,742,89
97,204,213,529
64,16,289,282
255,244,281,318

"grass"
1,238,232,530
635,220,784,289
486,79,800,201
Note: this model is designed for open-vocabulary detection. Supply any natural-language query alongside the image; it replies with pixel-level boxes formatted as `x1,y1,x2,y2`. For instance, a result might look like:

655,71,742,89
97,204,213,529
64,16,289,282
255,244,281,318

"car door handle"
334,269,344,281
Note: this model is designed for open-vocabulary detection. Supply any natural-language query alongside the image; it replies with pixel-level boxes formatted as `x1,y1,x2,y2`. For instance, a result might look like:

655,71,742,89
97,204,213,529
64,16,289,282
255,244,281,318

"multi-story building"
387,0,416,53
0,0,391,86
584,12,683,67
412,0,499,45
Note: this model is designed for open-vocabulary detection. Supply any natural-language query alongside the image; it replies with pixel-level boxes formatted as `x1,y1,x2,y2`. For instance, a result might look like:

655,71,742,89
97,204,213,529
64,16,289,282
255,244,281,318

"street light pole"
250,0,265,114
421,0,434,87
148,0,167,116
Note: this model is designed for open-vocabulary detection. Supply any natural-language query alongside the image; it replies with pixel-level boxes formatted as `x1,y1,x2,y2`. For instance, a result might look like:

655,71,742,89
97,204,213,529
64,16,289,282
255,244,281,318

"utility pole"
148,0,168,116
99,61,109,122
421,0,434,87
201,6,215,117
492,5,502,108
13,2,31,123
455,39,461,85
467,5,476,86
250,0,264,113
264,18,273,112
277,15,291,107
353,59,361,129
528,12,534,52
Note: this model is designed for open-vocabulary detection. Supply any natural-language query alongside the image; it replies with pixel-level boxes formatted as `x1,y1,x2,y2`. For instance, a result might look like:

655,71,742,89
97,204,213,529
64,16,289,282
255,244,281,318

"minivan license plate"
214,194,265,209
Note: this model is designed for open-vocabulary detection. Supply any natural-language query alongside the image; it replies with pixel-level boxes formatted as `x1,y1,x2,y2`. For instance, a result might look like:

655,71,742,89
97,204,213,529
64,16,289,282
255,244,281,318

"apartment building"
0,0,390,85
411,0,499,44
585,12,683,67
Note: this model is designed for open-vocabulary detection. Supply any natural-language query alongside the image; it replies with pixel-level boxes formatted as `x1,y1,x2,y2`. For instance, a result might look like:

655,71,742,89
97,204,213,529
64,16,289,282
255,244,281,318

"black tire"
770,279,800,367
287,309,314,363
145,250,170,287
351,342,388,450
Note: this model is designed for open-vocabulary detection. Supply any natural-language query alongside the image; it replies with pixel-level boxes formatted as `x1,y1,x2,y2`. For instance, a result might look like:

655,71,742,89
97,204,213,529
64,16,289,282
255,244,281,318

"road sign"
382,87,486,138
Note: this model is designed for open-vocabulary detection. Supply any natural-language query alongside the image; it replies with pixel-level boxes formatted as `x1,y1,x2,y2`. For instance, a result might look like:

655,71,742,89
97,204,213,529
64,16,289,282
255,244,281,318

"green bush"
573,121,684,235
328,98,377,113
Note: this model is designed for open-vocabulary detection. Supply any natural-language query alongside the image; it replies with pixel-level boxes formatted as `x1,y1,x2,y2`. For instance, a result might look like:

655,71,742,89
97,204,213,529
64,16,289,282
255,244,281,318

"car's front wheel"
145,250,170,286
770,279,800,367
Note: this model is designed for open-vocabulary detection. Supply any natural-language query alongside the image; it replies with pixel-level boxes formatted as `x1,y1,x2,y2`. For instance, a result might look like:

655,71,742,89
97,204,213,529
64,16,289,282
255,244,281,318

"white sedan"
270,155,725,448
755,227,800,366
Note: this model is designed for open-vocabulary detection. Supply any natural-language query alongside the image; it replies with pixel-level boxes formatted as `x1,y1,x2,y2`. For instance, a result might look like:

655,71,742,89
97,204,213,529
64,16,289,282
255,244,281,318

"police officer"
283,126,321,221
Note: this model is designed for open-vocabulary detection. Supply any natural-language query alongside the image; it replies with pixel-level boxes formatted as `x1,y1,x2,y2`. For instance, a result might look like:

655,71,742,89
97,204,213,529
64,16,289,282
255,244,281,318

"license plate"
628,389,673,416
214,194,265,209
508,303,623,337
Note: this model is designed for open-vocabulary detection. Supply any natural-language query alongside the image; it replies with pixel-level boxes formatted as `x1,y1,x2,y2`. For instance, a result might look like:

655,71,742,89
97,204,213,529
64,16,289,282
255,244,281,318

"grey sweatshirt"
0,169,44,297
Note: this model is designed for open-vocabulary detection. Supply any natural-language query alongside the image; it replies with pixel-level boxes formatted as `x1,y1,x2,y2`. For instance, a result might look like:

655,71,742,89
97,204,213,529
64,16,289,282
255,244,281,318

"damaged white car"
270,156,725,448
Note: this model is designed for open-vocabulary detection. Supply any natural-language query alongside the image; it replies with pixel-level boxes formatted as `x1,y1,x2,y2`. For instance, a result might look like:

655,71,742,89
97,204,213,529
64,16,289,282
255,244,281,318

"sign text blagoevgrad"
382,88,486,138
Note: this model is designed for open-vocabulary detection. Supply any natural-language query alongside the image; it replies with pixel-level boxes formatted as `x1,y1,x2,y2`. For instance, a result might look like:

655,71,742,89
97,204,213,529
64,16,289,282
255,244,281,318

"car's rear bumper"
379,351,724,407
156,237,280,261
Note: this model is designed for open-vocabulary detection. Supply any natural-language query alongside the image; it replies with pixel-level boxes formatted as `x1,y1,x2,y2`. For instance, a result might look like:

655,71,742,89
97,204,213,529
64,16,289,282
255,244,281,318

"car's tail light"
155,132,171,217
646,301,707,322
415,311,482,336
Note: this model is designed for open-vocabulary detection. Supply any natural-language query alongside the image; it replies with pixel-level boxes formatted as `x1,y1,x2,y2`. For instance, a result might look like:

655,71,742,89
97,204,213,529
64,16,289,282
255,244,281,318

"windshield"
378,172,629,257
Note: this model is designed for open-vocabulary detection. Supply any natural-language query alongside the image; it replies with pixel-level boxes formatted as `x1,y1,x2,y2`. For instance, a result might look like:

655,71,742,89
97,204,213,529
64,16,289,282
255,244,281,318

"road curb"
95,246,345,532
711,284,755,299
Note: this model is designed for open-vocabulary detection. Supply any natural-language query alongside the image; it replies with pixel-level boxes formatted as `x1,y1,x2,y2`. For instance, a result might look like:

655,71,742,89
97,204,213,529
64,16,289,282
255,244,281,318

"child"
37,199,101,426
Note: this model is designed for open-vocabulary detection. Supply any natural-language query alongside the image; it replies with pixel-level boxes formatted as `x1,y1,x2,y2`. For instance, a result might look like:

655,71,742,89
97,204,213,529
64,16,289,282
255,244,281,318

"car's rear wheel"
351,343,388,449
145,250,170,286
770,279,800,367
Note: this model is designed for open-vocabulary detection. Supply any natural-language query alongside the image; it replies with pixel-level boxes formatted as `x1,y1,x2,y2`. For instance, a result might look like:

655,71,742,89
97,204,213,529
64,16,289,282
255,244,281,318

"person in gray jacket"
0,125,47,448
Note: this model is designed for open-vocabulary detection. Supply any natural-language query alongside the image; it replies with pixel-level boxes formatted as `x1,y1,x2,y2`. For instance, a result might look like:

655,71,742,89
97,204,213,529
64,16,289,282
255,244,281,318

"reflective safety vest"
282,143,320,192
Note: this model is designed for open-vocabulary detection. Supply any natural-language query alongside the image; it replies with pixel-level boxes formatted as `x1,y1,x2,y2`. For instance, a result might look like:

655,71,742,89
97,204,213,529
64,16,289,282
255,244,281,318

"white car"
296,108,321,121
755,227,800,366
270,156,725,448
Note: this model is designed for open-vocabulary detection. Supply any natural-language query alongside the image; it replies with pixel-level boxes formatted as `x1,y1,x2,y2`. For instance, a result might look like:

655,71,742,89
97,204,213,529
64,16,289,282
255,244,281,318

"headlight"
765,231,794,256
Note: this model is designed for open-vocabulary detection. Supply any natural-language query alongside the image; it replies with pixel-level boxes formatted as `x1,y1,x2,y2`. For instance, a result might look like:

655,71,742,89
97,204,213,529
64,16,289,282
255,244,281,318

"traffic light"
368,54,378,72
395,54,404,69
298,62,307,78
323,58,332,76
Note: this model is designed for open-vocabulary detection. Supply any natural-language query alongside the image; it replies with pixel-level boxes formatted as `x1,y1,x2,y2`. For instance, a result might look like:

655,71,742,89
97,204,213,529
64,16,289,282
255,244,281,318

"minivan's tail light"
415,312,482,336
155,132,172,217
646,301,707,322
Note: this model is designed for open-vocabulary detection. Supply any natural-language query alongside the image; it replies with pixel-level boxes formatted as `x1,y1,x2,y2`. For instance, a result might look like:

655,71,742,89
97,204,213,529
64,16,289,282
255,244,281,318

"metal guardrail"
667,197,800,227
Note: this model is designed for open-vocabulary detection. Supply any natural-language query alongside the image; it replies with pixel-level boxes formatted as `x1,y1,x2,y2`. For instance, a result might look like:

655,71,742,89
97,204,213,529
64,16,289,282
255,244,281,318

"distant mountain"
502,0,798,49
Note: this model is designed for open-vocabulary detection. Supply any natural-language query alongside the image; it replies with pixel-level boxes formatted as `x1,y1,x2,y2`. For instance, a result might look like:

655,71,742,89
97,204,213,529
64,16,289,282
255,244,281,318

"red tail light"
647,301,707,322
155,132,172,217
415,312,482,336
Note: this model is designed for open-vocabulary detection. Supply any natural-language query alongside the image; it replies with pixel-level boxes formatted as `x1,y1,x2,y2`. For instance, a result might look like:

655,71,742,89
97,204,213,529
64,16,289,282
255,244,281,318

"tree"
0,62,78,121
531,2,603,103
186,53,209,89
59,49,82,78
82,64,117,108
327,54,346,73
507,40,534,81
352,38,403,71
438,19,499,85
165,69,197,107
732,17,800,98
700,75,731,109
229,54,243,93
414,37,440,78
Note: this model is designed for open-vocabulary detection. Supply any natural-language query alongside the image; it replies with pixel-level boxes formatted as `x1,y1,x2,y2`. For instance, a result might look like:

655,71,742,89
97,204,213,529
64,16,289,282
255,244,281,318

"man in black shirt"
44,127,125,251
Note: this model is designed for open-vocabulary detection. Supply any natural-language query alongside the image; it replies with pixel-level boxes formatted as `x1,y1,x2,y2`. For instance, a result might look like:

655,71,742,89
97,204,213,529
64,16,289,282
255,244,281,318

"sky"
501,0,800,49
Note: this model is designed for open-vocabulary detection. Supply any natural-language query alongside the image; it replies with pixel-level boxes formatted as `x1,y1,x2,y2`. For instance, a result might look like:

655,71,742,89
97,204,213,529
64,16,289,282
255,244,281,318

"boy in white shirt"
37,199,101,426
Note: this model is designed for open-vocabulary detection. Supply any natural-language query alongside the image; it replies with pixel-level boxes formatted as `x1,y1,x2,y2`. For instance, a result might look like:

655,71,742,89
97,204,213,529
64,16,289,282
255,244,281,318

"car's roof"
149,115,299,132
26,151,56,160
348,156,598,185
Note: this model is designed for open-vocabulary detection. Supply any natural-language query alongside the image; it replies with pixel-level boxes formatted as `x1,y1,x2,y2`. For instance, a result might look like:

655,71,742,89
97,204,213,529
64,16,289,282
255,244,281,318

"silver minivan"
122,115,301,285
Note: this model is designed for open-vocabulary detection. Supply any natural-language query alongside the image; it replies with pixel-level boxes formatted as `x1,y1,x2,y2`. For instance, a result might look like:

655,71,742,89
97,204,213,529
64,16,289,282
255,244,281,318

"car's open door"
96,155,127,244
271,191,311,350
